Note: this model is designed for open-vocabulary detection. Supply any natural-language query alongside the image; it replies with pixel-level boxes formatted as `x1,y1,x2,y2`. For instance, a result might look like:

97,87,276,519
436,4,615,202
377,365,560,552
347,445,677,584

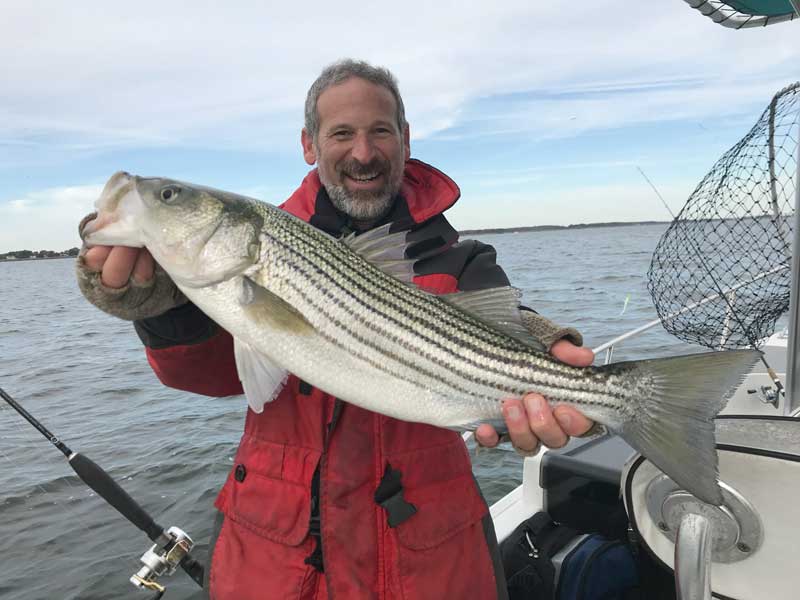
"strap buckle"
374,464,417,528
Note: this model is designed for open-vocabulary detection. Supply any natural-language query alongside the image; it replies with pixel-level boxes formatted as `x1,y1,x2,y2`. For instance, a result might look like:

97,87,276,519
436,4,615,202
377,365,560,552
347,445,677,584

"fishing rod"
0,385,204,599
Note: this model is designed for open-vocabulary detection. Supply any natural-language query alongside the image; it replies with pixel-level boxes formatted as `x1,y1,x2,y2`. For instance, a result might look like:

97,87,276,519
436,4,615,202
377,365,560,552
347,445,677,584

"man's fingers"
101,246,141,289
132,248,155,284
523,393,568,449
82,245,113,272
502,398,541,454
553,405,595,437
474,424,500,448
550,339,594,367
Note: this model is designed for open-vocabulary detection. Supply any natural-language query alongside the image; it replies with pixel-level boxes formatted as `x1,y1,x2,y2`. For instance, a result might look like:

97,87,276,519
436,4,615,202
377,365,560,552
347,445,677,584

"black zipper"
305,398,344,575
325,399,344,448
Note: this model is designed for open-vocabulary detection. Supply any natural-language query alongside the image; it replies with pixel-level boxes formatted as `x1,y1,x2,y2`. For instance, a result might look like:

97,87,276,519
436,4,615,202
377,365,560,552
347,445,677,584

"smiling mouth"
345,172,381,183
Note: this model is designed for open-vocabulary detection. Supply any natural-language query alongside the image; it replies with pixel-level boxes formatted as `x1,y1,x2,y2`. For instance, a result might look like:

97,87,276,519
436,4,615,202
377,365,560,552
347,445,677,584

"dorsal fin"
341,223,416,284
442,287,547,351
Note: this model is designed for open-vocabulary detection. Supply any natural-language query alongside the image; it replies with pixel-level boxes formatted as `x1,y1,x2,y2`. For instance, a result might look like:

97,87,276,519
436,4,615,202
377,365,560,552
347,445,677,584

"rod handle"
69,452,164,542
180,555,205,588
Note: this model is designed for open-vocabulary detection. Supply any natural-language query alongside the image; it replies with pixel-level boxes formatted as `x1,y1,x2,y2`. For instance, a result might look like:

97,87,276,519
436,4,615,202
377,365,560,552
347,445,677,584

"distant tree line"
459,220,668,236
0,248,80,260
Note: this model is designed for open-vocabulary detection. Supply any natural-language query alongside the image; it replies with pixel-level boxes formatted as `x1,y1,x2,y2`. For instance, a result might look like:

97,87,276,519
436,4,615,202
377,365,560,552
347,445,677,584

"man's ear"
301,128,317,165
403,124,411,161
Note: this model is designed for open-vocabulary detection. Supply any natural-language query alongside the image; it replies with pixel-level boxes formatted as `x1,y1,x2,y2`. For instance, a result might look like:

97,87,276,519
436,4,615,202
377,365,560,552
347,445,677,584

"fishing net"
648,82,799,350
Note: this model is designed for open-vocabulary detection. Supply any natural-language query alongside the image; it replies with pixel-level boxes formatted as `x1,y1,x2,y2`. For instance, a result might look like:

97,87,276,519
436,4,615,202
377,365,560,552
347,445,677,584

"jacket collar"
279,159,461,236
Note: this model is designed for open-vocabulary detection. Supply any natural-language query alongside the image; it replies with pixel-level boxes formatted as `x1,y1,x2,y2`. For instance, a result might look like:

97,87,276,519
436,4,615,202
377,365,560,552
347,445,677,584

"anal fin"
233,337,288,413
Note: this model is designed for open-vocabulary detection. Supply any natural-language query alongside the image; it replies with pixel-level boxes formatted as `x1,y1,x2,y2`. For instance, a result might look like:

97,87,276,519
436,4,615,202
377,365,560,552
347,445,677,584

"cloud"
1,1,796,156
436,75,792,144
0,185,102,252
1,1,797,250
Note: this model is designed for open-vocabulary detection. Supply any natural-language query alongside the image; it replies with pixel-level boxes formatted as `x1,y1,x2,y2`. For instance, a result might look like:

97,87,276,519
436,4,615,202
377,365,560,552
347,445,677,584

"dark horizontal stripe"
264,218,627,403
266,217,570,372
283,274,487,401
260,209,629,407
277,240,574,390
268,211,529,353
277,248,627,409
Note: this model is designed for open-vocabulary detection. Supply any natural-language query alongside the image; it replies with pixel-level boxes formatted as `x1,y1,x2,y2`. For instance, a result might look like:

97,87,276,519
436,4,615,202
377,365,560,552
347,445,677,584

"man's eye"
333,131,352,139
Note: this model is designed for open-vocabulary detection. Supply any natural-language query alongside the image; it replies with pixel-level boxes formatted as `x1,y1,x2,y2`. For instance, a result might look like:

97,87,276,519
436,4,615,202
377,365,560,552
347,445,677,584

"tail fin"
605,349,760,505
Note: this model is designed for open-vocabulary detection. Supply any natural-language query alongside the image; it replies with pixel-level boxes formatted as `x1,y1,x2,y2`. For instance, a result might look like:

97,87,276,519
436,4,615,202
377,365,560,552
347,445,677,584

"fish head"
83,172,262,287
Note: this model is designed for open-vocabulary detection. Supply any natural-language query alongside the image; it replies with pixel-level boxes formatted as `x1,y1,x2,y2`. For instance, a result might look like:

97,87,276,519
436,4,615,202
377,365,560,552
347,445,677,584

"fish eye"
160,186,181,202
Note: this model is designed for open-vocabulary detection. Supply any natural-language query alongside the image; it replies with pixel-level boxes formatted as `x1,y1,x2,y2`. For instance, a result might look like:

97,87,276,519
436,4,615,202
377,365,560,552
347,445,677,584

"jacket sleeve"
134,303,244,397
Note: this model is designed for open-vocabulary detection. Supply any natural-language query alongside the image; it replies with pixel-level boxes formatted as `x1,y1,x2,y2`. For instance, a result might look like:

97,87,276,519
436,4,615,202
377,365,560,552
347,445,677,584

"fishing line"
0,385,205,596
636,166,784,397
0,443,55,499
0,400,66,499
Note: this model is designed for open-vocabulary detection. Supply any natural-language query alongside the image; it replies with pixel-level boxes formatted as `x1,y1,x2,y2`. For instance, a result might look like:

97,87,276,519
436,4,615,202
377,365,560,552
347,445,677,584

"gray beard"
324,183,396,223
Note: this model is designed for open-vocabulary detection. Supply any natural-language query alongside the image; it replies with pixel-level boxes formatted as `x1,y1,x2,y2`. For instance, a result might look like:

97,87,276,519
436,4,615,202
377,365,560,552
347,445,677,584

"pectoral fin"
238,276,313,334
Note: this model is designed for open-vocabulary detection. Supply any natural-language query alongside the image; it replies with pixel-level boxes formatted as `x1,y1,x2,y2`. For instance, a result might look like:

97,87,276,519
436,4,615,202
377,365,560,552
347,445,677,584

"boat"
486,4,800,597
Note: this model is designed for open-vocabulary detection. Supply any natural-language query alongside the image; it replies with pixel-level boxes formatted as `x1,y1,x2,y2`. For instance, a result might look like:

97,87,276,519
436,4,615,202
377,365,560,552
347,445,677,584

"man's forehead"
316,77,398,125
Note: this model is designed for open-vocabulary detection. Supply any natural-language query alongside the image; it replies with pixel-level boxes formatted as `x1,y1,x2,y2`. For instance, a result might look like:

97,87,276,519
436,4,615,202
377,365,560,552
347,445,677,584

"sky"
1,1,798,253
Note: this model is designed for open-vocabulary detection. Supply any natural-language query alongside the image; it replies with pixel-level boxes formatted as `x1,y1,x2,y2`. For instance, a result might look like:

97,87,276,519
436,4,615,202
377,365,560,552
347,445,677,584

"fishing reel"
130,526,194,598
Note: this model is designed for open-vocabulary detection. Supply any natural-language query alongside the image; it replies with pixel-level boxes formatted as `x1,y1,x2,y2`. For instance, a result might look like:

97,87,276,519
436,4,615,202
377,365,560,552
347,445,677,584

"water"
0,224,702,599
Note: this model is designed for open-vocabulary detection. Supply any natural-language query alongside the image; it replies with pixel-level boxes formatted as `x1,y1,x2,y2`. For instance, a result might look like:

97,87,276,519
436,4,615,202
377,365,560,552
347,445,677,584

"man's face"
302,77,410,223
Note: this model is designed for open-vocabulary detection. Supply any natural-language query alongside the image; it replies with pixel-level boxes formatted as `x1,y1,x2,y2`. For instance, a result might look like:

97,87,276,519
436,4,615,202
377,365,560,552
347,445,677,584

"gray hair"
304,59,407,141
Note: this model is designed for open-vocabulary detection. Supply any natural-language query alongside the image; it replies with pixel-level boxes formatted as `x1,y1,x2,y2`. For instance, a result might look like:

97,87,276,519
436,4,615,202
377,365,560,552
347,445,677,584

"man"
78,59,595,599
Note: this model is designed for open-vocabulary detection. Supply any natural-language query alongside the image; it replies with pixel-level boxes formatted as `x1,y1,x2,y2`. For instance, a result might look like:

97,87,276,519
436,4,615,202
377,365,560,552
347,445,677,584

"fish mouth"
82,171,145,247
81,212,114,241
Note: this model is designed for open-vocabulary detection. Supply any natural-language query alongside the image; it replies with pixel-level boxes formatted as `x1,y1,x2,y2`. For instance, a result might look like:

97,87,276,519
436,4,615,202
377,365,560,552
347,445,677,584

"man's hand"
82,245,155,288
474,339,596,454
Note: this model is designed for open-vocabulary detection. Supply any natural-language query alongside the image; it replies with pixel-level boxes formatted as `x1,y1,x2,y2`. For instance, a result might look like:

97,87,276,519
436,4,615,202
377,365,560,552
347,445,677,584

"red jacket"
138,160,509,600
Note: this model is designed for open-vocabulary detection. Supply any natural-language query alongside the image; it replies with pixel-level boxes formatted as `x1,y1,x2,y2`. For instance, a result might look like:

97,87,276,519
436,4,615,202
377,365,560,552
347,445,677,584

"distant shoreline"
459,220,668,236
1,221,672,258
0,255,74,263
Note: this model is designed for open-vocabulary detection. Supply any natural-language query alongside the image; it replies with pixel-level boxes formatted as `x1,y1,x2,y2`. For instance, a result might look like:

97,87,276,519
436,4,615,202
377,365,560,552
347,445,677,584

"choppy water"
0,224,701,599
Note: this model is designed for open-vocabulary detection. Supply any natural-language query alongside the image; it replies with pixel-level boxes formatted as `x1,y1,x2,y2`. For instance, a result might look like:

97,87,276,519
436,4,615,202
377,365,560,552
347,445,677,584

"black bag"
500,512,641,600
500,512,578,600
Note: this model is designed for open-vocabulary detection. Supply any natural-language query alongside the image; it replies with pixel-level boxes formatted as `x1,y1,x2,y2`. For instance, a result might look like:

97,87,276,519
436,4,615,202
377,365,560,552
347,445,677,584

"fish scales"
270,210,635,410
267,209,579,379
271,210,533,354
269,217,559,382
262,206,629,414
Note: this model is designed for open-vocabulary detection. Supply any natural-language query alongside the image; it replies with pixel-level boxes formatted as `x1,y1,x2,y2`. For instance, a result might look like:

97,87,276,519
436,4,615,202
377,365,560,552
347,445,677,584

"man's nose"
350,133,376,163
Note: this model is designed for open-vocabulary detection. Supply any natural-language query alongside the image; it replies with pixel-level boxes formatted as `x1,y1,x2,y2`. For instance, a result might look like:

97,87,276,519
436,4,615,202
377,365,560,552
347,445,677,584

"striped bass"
83,171,760,506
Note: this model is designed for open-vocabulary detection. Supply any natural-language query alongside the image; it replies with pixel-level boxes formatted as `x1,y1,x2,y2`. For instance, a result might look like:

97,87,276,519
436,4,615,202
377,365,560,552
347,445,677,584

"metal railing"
592,264,790,364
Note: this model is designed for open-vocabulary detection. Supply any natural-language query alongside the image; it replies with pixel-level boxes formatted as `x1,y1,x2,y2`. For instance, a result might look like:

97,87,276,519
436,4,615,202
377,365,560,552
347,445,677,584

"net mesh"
647,82,799,350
